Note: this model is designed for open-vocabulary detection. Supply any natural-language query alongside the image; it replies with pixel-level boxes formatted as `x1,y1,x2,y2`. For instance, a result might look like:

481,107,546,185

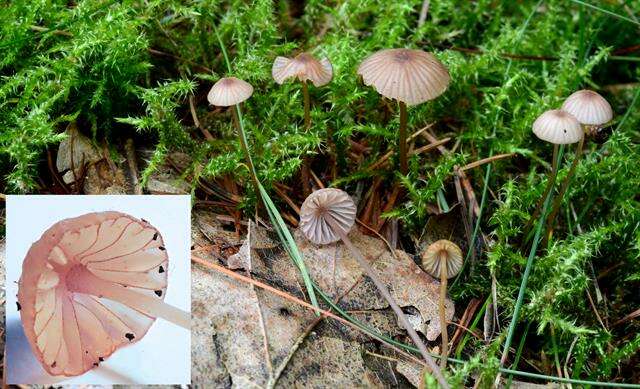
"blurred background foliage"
1,0,639,385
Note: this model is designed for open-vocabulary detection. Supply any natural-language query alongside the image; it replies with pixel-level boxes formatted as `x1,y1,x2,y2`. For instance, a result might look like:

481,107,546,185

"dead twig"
189,94,214,141
418,0,430,27
460,153,515,171
125,138,142,194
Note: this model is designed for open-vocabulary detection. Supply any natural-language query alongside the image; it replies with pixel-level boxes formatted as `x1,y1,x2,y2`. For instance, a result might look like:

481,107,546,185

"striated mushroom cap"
532,109,583,145
207,77,254,107
561,89,613,126
357,48,450,106
17,212,168,377
421,240,463,279
272,52,333,87
299,188,357,245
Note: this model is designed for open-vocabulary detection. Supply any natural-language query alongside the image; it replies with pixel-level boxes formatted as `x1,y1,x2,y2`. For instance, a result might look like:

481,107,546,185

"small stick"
418,0,431,27
125,138,142,195
460,153,515,171
189,94,214,141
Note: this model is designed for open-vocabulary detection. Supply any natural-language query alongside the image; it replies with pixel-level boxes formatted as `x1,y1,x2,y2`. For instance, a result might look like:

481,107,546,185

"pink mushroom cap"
17,211,169,377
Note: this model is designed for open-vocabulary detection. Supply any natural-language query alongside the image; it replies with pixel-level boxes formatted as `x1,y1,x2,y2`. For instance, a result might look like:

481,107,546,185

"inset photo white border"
6,195,191,385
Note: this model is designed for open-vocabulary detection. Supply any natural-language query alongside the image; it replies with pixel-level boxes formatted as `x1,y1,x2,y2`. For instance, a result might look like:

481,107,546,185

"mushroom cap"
17,212,168,377
272,52,333,87
532,109,583,145
299,188,357,245
421,240,463,279
357,48,450,106
561,89,613,126
207,77,254,106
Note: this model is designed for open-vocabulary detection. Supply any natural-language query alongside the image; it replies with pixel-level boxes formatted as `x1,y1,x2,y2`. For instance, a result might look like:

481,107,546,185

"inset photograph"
5,195,191,385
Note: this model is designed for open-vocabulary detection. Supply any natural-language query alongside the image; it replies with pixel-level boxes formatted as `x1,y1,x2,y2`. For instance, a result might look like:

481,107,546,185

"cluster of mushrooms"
207,48,451,180
207,49,613,387
530,90,613,239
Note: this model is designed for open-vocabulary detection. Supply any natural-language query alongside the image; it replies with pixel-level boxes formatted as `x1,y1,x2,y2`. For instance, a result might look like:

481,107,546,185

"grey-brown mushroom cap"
421,240,463,279
532,109,583,145
299,188,357,245
357,48,450,106
207,77,254,107
561,89,613,126
272,53,333,87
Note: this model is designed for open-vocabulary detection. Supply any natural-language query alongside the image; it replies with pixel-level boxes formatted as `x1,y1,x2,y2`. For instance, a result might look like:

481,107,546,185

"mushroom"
357,48,450,174
272,52,333,129
561,89,613,134
421,240,463,369
525,109,582,234
300,189,449,388
17,212,189,377
207,77,260,196
272,52,333,193
542,90,614,238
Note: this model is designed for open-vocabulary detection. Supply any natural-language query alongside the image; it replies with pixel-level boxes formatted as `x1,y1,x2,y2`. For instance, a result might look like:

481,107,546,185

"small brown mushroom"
207,77,260,197
542,90,615,240
207,77,253,107
272,52,334,194
358,48,450,174
299,189,449,388
421,240,463,368
561,89,612,131
532,109,583,145
525,110,582,235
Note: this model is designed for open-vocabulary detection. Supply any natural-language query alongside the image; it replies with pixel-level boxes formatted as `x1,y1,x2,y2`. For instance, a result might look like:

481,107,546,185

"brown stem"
523,144,559,238
543,136,584,246
66,266,190,329
302,81,311,131
231,105,262,201
439,265,448,369
399,101,408,175
324,217,449,389
301,81,312,195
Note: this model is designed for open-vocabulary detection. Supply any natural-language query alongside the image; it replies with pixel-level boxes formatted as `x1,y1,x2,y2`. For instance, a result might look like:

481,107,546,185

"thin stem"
543,136,585,245
399,101,408,175
439,265,448,369
302,81,311,130
324,217,449,389
301,81,312,195
523,144,560,238
66,266,190,329
231,104,261,200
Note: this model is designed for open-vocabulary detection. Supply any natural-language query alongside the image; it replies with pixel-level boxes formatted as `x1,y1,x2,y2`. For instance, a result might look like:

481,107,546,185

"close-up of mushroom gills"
29,216,185,376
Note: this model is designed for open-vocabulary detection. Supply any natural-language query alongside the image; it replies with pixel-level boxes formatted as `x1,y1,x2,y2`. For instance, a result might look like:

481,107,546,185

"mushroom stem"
439,263,448,369
399,101,408,175
231,104,262,200
302,80,311,130
66,266,190,329
300,81,312,195
324,216,449,388
543,136,585,245
523,144,560,238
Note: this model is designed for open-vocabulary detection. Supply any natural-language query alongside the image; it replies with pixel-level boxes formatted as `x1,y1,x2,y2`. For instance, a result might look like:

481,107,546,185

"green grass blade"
569,0,640,27
213,24,320,312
